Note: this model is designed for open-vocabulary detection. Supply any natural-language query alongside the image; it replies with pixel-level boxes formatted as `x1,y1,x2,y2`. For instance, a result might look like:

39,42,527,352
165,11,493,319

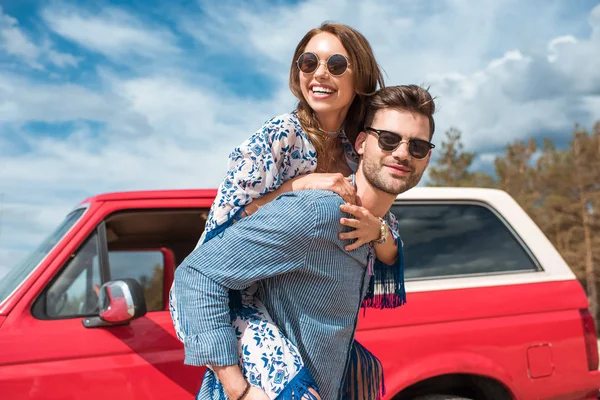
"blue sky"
1,0,600,277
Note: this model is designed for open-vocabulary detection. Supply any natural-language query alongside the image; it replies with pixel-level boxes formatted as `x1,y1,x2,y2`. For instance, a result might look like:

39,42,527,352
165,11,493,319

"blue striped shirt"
173,190,371,399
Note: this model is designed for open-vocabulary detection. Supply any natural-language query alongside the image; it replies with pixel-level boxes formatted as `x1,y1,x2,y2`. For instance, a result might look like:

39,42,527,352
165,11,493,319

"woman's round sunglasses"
296,52,350,76
365,127,435,160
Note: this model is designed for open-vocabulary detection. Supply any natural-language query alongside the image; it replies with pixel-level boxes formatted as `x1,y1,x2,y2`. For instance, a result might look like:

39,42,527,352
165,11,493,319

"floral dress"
169,111,406,399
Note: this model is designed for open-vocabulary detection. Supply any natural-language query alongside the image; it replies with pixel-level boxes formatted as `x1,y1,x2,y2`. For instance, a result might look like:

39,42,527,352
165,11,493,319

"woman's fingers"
334,179,356,204
340,203,365,217
340,217,360,227
344,240,365,251
298,173,356,204
339,230,360,240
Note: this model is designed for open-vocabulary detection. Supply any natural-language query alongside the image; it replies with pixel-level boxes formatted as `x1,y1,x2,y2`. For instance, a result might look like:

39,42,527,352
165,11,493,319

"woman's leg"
232,290,320,399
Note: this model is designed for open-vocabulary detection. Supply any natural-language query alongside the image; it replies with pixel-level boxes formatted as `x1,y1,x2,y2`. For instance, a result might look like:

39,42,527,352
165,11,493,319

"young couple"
170,22,436,400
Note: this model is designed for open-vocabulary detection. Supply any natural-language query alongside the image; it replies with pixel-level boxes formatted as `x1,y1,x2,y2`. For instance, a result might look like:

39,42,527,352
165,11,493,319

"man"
173,84,435,400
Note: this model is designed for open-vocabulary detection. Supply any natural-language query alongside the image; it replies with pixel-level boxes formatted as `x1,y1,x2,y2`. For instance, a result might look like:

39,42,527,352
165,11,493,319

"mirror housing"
83,278,147,328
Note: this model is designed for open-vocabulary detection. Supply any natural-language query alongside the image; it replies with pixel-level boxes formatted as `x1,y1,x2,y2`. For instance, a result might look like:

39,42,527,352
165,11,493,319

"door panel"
0,311,202,399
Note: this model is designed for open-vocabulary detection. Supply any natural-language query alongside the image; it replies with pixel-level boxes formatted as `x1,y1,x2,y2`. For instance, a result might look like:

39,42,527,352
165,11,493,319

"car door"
0,200,208,400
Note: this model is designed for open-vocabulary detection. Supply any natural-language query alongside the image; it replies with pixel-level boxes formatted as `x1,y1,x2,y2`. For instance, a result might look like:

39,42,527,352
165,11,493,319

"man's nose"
392,141,411,160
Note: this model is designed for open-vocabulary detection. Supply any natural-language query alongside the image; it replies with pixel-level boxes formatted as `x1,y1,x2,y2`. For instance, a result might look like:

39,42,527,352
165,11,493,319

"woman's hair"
364,85,437,139
289,22,385,171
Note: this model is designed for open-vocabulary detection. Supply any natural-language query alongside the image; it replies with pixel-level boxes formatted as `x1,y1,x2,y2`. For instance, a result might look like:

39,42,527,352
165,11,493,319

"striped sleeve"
173,192,319,367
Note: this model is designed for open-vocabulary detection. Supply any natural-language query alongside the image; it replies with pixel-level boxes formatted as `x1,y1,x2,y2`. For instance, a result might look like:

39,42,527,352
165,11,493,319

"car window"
45,232,102,317
109,251,164,311
0,208,86,306
43,237,166,318
390,203,539,280
38,207,209,319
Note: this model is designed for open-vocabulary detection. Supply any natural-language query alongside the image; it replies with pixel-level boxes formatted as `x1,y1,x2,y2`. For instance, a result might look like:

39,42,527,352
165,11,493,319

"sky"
1,0,599,278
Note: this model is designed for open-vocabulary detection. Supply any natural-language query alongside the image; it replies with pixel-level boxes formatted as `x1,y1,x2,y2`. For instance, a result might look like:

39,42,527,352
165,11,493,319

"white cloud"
0,7,80,69
0,8,42,68
42,5,180,61
185,0,600,151
0,73,121,123
0,67,283,273
547,35,578,62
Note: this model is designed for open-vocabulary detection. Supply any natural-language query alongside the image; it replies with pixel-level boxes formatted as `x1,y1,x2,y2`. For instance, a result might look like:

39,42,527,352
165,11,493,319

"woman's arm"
243,173,356,216
372,231,399,265
205,115,355,239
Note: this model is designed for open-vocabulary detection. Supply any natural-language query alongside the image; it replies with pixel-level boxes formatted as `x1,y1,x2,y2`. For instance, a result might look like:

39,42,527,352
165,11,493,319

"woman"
170,22,406,399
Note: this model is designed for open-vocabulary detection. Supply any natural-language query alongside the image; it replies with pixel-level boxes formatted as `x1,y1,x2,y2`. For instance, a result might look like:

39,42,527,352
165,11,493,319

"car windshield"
0,208,86,306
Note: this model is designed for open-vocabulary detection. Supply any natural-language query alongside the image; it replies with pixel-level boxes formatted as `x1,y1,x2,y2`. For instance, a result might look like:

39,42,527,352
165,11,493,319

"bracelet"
372,217,389,245
236,382,251,400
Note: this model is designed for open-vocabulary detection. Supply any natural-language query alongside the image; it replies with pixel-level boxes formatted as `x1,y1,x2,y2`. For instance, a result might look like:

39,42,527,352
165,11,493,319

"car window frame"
32,223,109,320
392,199,543,282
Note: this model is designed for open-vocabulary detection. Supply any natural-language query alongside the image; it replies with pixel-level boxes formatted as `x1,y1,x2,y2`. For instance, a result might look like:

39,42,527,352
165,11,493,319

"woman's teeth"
312,86,334,94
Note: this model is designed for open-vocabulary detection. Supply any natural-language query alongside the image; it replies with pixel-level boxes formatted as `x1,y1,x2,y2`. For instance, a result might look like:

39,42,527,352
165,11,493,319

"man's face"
356,108,432,195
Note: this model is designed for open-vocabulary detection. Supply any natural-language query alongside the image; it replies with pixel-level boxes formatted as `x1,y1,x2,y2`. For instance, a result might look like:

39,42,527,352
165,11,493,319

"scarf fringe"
342,341,385,400
362,235,407,310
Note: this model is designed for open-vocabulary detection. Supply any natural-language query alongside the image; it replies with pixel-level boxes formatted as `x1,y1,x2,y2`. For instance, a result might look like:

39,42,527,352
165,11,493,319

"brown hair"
289,22,385,171
364,85,436,139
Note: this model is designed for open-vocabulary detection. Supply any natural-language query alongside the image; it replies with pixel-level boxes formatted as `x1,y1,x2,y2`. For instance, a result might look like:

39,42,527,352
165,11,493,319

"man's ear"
424,151,432,168
355,131,367,155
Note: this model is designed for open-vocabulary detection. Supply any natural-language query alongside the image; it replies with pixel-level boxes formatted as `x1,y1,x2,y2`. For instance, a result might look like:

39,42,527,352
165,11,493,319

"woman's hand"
338,204,382,251
290,173,356,204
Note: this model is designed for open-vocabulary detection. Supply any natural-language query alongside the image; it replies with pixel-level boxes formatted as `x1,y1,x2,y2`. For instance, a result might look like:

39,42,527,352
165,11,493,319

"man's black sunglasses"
365,127,435,160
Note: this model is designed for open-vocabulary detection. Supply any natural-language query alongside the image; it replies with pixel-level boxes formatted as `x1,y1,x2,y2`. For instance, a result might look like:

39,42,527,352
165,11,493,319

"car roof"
80,187,508,204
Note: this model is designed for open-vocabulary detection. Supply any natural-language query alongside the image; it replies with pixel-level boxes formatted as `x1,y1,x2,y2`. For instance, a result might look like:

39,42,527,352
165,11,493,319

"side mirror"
83,278,147,328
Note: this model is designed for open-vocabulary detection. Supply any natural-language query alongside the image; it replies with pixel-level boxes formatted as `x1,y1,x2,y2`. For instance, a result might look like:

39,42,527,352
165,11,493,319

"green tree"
494,138,538,214
142,264,164,311
427,128,495,187
527,124,600,324
571,125,600,322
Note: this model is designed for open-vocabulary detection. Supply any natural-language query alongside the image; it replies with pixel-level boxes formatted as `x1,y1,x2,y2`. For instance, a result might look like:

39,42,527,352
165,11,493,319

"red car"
0,187,598,399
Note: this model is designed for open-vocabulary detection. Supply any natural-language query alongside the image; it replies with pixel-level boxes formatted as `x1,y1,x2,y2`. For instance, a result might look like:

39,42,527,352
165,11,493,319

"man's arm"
172,192,318,386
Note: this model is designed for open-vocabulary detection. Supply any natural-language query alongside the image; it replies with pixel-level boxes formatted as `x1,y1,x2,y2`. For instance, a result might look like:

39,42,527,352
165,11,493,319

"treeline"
427,122,600,325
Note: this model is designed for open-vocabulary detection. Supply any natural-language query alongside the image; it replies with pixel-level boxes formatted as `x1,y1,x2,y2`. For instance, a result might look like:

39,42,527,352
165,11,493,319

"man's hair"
364,85,436,139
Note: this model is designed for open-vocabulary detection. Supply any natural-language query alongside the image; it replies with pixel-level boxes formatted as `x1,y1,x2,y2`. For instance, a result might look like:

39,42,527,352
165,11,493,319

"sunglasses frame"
365,127,435,160
296,52,351,76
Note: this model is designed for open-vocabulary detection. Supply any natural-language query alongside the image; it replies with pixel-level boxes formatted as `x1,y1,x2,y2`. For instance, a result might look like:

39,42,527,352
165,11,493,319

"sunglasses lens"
327,54,348,75
298,53,318,73
378,131,401,151
409,140,431,159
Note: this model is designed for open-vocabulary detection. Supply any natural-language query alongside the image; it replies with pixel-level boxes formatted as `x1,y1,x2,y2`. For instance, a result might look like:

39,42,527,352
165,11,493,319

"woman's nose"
313,61,329,78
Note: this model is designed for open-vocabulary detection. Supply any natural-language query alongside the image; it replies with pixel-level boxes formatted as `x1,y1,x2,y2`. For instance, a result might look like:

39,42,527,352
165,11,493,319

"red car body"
0,187,598,399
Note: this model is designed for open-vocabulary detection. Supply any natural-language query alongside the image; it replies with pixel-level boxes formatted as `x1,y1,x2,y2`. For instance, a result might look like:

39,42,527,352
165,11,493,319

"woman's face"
299,32,357,125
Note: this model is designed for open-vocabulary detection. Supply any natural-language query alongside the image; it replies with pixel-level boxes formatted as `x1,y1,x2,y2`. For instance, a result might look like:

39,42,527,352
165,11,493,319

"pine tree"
427,128,495,187
571,125,600,322
494,138,538,214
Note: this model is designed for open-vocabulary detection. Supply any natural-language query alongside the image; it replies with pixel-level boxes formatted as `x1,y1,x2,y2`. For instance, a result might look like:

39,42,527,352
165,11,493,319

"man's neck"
353,171,396,218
